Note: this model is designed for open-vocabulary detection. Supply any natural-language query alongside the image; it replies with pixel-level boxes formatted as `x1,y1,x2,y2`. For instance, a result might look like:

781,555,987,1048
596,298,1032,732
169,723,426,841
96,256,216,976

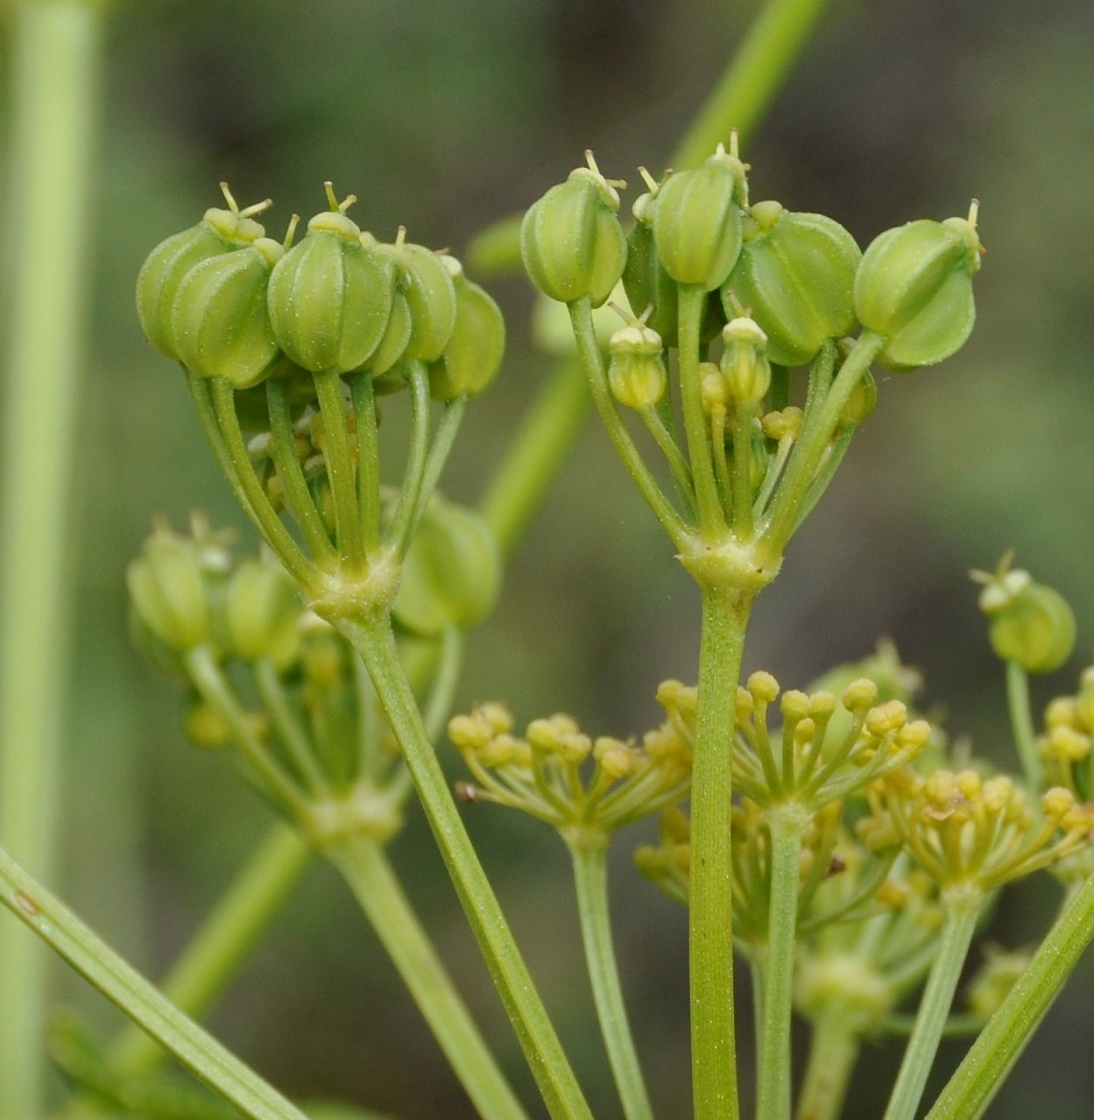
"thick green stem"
883,894,981,1120
757,811,806,1120
0,4,100,1116
672,0,836,167
691,584,752,1120
330,836,530,1120
569,839,655,1120
1005,660,1041,790
0,842,310,1120
926,873,1094,1120
110,824,311,1077
478,357,589,555
795,1015,859,1120
338,610,592,1120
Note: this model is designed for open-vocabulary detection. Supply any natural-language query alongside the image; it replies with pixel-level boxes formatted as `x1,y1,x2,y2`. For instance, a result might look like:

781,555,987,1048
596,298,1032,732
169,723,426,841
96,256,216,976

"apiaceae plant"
0,4,1092,1120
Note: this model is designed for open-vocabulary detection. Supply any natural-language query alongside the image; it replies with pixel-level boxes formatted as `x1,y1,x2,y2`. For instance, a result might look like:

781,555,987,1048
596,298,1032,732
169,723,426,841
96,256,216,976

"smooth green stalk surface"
757,811,806,1120
0,4,101,1116
110,824,312,1077
672,0,835,166
926,873,1094,1120
331,836,530,1120
691,585,752,1120
569,839,654,1120
1005,660,1041,789
795,1016,859,1120
883,895,981,1120
338,610,593,1120
0,842,310,1120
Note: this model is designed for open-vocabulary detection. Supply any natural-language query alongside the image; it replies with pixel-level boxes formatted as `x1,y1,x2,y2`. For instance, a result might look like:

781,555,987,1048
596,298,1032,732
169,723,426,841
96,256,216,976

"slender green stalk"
109,824,311,1077
265,378,335,561
185,647,309,819
638,403,696,510
795,1016,859,1120
254,659,331,795
757,811,806,1120
348,371,383,554
331,836,530,1120
0,842,311,1120
408,393,469,541
313,369,364,567
691,584,752,1120
882,895,981,1120
0,4,101,1116
1005,660,1041,789
568,300,689,545
207,378,318,588
478,356,590,554
759,334,882,562
731,403,755,537
568,839,655,1120
927,873,1094,1120
672,0,836,167
338,609,593,1120
677,284,726,538
385,361,433,554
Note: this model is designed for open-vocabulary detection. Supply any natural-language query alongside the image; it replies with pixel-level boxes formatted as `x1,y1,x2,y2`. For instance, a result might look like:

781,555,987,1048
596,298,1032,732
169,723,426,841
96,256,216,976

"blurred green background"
3,0,1094,1116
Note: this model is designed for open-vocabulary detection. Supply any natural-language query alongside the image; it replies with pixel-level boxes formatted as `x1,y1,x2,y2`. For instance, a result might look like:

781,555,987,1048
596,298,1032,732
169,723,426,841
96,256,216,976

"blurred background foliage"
2,0,1093,1116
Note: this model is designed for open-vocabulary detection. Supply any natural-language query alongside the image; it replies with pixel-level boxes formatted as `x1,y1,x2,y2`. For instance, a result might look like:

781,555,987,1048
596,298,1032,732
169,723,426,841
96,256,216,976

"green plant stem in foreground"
883,896,981,1120
795,1016,859,1120
338,609,593,1120
568,840,654,1120
691,585,752,1120
927,872,1094,1120
109,824,312,1077
671,0,835,167
757,812,807,1120
330,836,531,1120
0,842,310,1120
0,4,101,1118
478,356,590,554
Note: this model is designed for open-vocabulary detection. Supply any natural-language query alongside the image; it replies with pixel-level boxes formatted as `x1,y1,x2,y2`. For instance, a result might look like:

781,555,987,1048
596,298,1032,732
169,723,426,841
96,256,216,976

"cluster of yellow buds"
447,685,693,840
858,766,1094,894
1038,667,1094,798
728,670,932,810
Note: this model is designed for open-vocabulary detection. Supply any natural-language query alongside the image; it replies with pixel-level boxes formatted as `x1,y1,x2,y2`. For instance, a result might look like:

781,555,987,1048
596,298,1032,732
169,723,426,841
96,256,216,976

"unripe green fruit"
608,319,666,409
979,569,1075,674
839,367,878,427
224,557,303,670
652,144,748,290
854,208,981,371
137,192,269,361
720,316,771,403
171,237,284,389
428,257,505,399
622,208,725,349
377,239,458,362
521,155,627,307
268,204,396,373
724,202,861,367
370,289,413,379
393,497,501,635
127,529,213,653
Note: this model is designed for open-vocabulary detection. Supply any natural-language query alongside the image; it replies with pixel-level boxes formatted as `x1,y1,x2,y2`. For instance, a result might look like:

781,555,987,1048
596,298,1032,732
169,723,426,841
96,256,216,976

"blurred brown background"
4,0,1093,1115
